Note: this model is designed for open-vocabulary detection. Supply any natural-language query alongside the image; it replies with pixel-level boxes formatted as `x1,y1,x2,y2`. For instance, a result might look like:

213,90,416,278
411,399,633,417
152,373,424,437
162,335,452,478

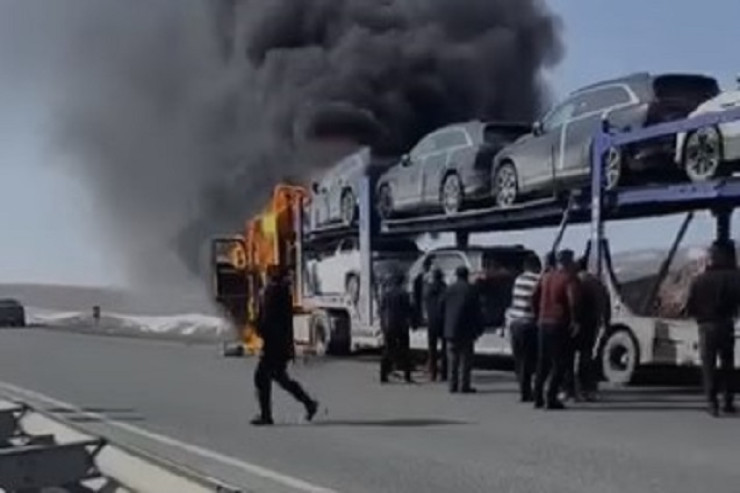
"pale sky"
0,0,738,286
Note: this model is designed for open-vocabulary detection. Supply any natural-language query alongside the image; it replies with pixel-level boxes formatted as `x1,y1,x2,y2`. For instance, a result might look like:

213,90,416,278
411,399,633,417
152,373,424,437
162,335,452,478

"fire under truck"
211,185,307,356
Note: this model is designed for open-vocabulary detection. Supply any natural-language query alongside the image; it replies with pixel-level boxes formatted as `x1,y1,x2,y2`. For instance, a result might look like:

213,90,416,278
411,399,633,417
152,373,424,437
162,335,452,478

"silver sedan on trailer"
375,121,529,218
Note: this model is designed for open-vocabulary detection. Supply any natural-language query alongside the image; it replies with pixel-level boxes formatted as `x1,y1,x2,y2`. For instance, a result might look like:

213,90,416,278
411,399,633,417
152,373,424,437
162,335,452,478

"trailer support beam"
359,176,374,327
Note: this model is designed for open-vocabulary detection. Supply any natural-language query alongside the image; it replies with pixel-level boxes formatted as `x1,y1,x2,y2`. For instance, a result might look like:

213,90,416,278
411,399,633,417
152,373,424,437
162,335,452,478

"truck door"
211,237,249,327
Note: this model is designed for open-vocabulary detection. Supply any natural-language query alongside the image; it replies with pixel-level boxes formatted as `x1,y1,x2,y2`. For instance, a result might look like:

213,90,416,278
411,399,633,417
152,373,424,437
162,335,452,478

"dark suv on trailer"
491,72,720,207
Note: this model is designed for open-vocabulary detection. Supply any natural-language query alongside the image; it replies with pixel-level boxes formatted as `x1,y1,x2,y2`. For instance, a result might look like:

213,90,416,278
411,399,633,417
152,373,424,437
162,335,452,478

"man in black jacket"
686,242,739,417
251,266,319,426
424,268,447,381
380,270,415,383
442,266,483,393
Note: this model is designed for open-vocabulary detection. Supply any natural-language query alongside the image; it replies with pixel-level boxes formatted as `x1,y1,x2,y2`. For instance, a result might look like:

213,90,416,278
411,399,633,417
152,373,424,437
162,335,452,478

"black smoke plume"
5,0,564,287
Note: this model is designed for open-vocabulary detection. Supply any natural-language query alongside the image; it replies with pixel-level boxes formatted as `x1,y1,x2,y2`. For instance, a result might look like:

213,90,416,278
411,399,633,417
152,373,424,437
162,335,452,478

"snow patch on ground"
27,307,235,342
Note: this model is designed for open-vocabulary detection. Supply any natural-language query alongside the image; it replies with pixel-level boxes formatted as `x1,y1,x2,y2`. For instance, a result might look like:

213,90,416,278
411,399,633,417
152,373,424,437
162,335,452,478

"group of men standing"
380,257,484,393
508,249,610,409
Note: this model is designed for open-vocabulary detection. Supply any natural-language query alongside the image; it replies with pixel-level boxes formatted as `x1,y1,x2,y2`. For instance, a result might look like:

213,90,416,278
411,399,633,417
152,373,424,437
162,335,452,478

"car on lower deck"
675,82,740,182
375,121,530,219
405,245,534,330
305,237,420,305
491,73,720,207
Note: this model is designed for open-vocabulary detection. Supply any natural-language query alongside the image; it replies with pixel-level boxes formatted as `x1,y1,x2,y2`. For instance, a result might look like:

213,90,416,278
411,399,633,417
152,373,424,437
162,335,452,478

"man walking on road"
564,257,611,401
507,254,542,402
686,241,739,417
532,250,581,410
380,271,415,383
251,266,319,426
442,266,483,394
424,268,447,381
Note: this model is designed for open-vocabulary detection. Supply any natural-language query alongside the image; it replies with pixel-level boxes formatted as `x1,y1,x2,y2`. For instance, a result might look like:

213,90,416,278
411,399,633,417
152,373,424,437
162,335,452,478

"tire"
492,161,519,208
603,146,624,191
440,172,463,215
599,328,639,385
340,189,357,226
310,310,351,356
345,274,360,306
377,185,394,220
682,126,725,182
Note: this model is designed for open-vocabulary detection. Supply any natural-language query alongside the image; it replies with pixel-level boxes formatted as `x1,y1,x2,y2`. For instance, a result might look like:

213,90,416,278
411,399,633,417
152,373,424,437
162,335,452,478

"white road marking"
0,380,338,493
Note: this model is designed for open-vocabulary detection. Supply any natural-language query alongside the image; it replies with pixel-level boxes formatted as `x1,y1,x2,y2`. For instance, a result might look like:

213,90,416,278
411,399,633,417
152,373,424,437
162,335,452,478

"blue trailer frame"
320,106,740,362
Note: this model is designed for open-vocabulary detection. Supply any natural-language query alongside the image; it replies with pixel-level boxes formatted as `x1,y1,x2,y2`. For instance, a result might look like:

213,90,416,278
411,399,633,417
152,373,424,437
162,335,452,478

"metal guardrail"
0,400,243,493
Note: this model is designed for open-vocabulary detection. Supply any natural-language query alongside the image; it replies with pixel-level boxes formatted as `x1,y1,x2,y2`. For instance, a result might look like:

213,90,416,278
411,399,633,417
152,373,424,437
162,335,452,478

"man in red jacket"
532,249,581,410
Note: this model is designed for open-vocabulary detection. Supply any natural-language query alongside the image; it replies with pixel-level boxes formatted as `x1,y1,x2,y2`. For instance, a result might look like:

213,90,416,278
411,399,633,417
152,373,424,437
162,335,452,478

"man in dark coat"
686,241,739,417
379,270,415,383
251,266,318,426
563,256,611,401
424,268,447,381
442,266,483,393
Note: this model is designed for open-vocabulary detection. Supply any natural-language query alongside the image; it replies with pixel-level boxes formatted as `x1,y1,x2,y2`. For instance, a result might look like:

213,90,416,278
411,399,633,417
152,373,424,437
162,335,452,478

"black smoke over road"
2,0,563,287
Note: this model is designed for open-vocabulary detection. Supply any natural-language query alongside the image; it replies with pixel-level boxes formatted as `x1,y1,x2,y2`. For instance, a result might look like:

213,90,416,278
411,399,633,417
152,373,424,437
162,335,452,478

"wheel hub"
605,147,622,190
496,167,517,206
443,178,461,212
686,128,720,180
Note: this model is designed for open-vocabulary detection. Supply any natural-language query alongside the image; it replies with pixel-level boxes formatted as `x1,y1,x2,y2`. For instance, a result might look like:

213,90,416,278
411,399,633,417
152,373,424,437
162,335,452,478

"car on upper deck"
675,77,740,182
375,121,530,219
310,147,394,228
491,73,720,207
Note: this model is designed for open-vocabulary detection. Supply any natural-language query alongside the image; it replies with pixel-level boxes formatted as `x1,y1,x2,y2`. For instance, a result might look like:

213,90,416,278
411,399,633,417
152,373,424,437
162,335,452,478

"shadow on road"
67,415,146,423
48,406,138,414
312,418,469,428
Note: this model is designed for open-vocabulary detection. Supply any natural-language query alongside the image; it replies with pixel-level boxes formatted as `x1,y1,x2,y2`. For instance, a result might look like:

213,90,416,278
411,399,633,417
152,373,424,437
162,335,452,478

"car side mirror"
401,154,411,167
532,121,543,136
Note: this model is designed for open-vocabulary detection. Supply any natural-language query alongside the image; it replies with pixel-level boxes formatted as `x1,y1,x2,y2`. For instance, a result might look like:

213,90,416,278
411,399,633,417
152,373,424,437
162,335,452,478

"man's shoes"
722,402,737,415
534,398,545,409
520,395,534,403
305,400,319,422
250,416,274,426
546,400,566,410
449,388,459,394
461,387,477,394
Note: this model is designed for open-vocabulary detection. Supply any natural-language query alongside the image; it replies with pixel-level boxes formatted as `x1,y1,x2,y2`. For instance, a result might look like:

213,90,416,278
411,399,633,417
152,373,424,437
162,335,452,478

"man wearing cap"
251,266,319,426
442,265,484,393
532,249,581,410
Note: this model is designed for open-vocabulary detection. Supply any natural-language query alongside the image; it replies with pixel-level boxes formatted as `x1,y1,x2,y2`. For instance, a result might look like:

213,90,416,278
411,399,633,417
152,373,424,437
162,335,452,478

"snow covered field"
27,307,235,342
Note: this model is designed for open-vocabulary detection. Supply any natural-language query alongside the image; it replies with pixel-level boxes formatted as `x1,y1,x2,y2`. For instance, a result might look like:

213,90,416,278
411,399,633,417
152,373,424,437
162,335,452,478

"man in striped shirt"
507,253,542,402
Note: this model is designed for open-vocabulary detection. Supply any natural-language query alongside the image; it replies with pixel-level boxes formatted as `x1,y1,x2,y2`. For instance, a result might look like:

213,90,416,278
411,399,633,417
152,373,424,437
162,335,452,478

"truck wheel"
599,328,639,385
310,311,351,356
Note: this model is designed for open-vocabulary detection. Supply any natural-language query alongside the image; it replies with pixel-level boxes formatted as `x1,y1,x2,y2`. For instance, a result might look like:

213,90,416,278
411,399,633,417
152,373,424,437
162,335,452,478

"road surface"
0,328,738,493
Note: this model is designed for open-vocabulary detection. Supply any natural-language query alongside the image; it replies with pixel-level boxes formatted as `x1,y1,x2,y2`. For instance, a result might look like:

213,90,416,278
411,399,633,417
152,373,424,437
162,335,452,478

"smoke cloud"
2,0,563,287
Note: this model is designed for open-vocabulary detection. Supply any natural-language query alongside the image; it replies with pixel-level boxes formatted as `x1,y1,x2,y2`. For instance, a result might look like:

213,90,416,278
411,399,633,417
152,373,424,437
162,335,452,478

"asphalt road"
0,328,738,493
